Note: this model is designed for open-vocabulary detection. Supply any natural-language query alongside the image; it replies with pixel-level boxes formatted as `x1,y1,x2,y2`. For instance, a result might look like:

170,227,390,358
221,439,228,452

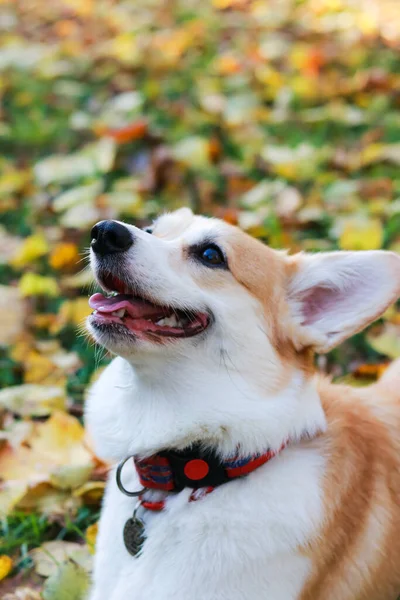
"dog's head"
87,208,400,386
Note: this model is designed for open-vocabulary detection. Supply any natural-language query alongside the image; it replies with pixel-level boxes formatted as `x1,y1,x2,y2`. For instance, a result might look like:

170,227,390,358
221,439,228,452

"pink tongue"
89,293,168,318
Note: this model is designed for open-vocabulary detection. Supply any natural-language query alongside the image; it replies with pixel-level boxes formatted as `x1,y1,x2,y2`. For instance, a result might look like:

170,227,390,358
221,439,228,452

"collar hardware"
158,445,230,491
116,455,148,497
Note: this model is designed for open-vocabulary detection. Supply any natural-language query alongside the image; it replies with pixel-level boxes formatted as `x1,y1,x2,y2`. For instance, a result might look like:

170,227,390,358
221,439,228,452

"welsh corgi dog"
85,208,400,600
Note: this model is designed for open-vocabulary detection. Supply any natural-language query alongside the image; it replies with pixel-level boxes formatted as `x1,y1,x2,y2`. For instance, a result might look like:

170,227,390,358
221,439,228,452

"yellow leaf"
51,298,92,333
31,412,93,465
339,218,383,250
212,0,247,7
85,522,98,554
0,412,94,515
273,163,298,180
0,555,13,580
11,233,49,268
74,481,105,506
62,0,93,16
360,143,385,166
109,34,139,65
23,351,56,384
19,273,59,297
291,75,319,100
151,29,194,64
255,66,284,96
49,243,79,270
214,54,242,75
0,168,31,197
289,43,309,70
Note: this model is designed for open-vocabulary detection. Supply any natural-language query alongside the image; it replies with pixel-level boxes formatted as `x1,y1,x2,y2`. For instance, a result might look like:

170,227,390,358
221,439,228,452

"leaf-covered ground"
1,0,400,597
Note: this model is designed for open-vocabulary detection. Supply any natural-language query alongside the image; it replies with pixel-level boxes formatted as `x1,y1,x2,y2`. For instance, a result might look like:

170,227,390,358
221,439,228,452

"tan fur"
225,228,315,378
296,371,400,600
223,227,400,599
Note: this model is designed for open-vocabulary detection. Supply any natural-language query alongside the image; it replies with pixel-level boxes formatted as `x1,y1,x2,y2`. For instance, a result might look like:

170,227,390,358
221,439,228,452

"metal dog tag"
123,516,146,557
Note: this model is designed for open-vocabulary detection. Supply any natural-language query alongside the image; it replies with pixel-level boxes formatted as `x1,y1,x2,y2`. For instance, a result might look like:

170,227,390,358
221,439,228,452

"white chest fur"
90,446,324,600
86,358,326,600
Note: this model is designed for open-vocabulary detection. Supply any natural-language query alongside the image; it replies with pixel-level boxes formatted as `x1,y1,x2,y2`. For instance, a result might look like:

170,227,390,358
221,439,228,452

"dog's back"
301,360,400,600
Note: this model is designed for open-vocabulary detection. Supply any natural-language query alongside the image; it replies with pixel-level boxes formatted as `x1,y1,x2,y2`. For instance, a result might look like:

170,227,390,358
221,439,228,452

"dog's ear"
286,251,400,353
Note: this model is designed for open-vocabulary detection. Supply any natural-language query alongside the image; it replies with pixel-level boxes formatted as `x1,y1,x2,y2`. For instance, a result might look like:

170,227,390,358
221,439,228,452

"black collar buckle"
161,444,230,491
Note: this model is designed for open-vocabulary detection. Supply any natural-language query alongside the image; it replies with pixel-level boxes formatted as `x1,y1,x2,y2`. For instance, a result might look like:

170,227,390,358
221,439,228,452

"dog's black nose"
91,221,133,256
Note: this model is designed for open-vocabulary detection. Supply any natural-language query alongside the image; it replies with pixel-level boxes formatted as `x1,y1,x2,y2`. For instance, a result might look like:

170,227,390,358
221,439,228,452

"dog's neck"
87,355,327,462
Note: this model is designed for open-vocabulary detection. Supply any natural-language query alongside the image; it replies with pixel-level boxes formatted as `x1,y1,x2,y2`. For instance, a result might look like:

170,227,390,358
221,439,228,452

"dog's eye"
144,227,153,235
198,244,225,267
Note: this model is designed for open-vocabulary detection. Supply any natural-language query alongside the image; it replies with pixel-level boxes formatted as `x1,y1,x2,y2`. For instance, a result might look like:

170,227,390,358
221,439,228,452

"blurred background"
0,0,400,597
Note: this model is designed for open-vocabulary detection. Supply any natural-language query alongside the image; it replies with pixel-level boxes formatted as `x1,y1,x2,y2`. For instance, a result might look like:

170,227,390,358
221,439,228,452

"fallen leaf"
73,481,105,505
59,203,100,230
23,351,63,385
52,182,103,213
338,218,383,250
104,119,148,143
85,523,98,554
49,464,93,490
0,482,27,516
34,139,115,186
19,274,59,298
367,324,400,359
0,555,13,580
0,420,34,449
30,411,94,467
173,137,210,169
42,560,90,600
0,384,66,417
51,298,92,333
16,483,81,516
0,227,23,265
353,363,389,379
275,186,302,218
31,541,92,578
0,286,25,346
0,412,94,514
11,233,49,268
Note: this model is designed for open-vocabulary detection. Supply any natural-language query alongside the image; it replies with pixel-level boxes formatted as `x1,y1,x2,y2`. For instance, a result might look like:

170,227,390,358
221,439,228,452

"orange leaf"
102,120,148,144
353,363,389,379
303,48,325,77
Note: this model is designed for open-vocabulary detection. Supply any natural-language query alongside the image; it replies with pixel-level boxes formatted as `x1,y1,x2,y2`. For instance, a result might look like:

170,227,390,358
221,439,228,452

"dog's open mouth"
88,274,210,339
